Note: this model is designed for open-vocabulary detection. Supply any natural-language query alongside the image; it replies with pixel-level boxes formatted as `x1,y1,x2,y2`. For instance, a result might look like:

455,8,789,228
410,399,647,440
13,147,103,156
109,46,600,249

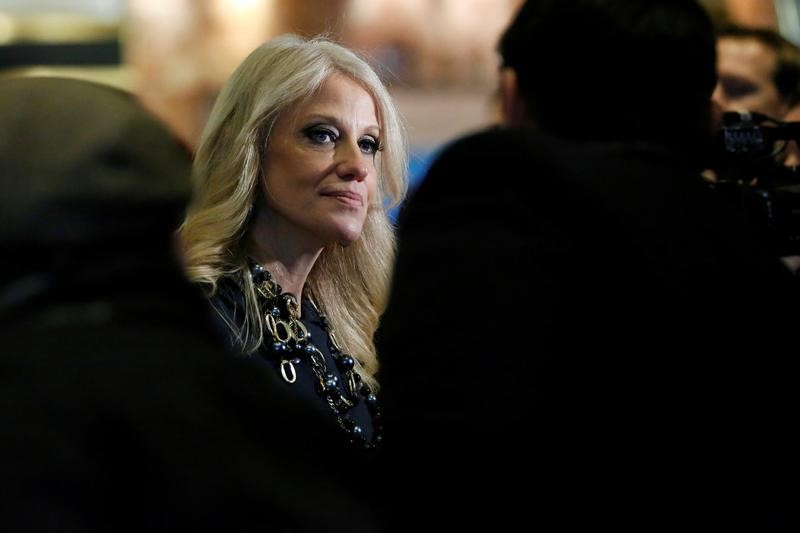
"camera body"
711,111,800,256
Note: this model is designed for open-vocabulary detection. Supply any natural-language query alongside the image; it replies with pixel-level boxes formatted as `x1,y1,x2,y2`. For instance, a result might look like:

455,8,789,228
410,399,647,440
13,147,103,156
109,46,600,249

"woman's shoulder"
203,275,248,347
206,275,247,321
210,275,243,304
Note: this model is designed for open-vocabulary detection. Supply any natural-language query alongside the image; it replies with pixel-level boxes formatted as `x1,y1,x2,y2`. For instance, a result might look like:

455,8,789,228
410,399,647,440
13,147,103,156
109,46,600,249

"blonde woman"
180,34,407,448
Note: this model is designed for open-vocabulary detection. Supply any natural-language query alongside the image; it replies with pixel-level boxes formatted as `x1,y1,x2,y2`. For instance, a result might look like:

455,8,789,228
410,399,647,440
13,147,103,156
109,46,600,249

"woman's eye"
359,137,379,154
306,127,337,144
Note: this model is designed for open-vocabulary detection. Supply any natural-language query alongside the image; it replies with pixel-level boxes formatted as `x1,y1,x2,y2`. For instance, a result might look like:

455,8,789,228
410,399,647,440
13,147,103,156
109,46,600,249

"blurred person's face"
713,36,788,119
258,73,380,248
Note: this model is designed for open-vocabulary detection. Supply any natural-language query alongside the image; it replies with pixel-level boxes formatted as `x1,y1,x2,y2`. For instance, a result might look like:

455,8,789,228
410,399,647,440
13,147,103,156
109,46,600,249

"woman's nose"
335,145,369,181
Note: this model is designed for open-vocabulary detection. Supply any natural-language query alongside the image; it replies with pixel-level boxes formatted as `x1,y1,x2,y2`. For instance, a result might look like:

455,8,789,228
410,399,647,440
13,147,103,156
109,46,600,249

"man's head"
0,77,191,252
713,25,800,118
0,76,192,316
498,0,717,156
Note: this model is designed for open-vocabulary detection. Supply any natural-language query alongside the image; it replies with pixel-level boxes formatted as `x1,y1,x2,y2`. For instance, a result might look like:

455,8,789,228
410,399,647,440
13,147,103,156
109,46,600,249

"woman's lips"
321,189,363,207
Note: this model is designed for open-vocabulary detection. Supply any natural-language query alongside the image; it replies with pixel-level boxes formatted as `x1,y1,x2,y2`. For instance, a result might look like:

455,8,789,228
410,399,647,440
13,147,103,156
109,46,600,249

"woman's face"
259,73,380,248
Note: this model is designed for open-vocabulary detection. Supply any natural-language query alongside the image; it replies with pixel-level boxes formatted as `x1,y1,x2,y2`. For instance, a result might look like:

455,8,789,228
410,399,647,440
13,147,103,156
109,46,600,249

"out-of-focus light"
349,0,382,24
12,14,116,42
128,0,188,27
227,0,262,11
0,13,18,44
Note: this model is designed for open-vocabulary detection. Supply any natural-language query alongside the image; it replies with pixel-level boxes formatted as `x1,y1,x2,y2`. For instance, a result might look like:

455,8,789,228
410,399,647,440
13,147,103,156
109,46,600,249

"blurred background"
1,0,799,192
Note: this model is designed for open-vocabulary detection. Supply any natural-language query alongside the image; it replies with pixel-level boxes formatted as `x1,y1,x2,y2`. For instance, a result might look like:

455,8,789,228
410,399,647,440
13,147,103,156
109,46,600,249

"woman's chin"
335,232,362,247
331,223,364,247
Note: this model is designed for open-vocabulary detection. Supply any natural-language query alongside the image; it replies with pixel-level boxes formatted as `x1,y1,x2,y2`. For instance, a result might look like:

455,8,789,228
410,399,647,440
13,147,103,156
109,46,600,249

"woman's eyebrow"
301,113,380,134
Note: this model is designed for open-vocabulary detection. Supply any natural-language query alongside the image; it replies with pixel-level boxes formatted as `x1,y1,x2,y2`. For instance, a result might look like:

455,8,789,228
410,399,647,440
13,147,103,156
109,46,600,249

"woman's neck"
246,210,324,307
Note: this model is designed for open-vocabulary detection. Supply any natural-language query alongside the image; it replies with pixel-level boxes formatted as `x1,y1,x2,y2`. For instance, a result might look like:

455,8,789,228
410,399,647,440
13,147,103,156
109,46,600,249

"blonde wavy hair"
179,34,408,391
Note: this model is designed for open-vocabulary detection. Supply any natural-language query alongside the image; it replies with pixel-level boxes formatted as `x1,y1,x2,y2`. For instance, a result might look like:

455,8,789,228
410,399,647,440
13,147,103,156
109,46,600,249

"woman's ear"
499,67,530,127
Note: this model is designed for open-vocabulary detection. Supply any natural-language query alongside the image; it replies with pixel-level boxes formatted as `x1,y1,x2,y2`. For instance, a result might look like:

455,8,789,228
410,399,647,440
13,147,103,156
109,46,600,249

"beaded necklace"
250,261,382,449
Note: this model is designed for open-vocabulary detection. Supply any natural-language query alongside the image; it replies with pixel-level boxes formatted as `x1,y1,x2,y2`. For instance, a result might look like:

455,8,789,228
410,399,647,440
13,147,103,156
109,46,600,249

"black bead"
337,355,355,371
323,373,339,393
351,425,365,441
365,393,378,406
291,357,301,365
270,306,281,317
303,344,318,357
270,341,288,356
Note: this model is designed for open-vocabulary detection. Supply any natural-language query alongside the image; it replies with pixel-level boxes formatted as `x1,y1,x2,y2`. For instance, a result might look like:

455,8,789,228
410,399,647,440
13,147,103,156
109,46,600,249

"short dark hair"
499,0,717,155
717,24,800,108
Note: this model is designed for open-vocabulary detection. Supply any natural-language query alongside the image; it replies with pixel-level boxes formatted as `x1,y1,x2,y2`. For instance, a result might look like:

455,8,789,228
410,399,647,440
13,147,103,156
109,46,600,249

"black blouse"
209,277,375,444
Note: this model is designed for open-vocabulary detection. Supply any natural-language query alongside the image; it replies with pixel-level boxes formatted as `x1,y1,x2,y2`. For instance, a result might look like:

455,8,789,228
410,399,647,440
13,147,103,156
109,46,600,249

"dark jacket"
376,127,798,531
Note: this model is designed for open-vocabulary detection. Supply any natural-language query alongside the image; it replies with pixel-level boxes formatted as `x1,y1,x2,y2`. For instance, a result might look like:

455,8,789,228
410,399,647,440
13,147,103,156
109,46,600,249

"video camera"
711,111,800,256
